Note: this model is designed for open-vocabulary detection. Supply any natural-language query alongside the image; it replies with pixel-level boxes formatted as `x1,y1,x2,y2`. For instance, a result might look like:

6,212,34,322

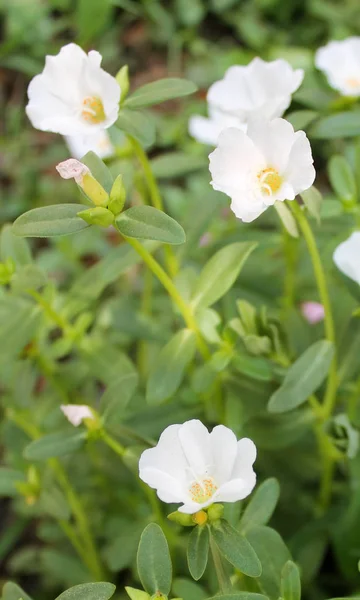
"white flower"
61,404,94,427
209,58,303,123
26,43,121,135
315,38,360,96
209,118,315,223
56,158,90,184
65,131,114,160
300,301,325,324
189,106,245,146
139,419,256,514
333,232,360,284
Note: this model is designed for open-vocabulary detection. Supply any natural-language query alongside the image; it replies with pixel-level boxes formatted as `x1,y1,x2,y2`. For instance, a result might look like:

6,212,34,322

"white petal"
230,197,268,223
247,118,297,173
209,127,264,197
139,424,188,486
217,473,256,502
178,420,212,479
231,438,257,478
65,131,114,159
284,131,315,195
209,425,238,485
315,38,360,96
188,115,223,145
61,404,93,426
333,231,360,284
139,467,186,503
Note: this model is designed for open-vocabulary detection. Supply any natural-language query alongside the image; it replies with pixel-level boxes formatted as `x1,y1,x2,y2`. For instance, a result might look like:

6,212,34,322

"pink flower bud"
56,158,90,184
300,301,325,325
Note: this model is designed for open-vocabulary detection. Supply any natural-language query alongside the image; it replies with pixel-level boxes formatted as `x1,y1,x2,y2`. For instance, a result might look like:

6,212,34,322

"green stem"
123,236,210,360
289,201,337,418
101,430,126,456
210,533,232,594
128,135,179,277
8,410,104,580
289,201,339,512
281,228,298,320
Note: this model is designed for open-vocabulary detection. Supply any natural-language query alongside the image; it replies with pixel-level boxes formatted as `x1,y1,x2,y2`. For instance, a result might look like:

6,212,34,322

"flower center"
81,96,106,124
189,477,218,504
257,167,282,196
346,77,360,90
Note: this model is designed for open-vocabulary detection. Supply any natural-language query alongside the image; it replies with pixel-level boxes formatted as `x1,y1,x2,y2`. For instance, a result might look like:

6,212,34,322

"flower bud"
116,65,130,102
167,510,194,527
125,587,151,600
109,174,126,215
192,510,208,526
207,503,224,523
56,159,109,207
77,207,114,227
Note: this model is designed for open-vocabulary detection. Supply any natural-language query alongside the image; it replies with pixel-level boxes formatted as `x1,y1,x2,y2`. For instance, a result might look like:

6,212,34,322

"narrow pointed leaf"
54,583,116,600
12,205,90,237
268,340,334,413
240,478,280,533
116,108,156,147
24,431,87,461
125,78,197,109
191,242,257,311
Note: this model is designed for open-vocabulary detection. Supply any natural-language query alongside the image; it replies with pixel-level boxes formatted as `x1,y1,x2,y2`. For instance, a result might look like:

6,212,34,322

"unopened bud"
56,159,109,207
116,65,130,102
167,510,194,527
77,207,114,227
192,510,208,526
207,503,224,523
109,174,126,215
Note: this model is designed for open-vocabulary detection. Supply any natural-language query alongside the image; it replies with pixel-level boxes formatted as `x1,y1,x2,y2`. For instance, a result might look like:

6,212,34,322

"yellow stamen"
81,96,106,124
189,477,217,504
257,167,282,196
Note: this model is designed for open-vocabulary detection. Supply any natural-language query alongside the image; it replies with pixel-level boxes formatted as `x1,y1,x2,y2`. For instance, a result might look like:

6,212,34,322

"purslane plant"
2,35,360,600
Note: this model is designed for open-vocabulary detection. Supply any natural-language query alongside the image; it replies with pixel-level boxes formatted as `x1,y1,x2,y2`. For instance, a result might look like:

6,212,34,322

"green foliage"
12,205,90,237
187,525,210,580
125,78,198,109
116,206,186,244
211,520,262,577
137,524,172,596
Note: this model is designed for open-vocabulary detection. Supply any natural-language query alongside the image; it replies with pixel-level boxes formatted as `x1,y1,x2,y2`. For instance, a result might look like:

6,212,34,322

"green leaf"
76,0,113,43
0,298,41,361
0,468,26,497
274,202,299,238
125,78,197,109
233,353,273,382
245,410,314,450
172,578,207,600
187,525,210,580
207,595,268,600
268,340,334,413
211,520,261,578
54,583,116,600
24,431,87,461
147,329,196,405
12,205,90,238
137,523,172,596
40,487,71,521
281,561,301,600
246,526,291,600
2,582,33,600
0,224,32,265
116,206,186,245
328,155,357,206
240,478,280,533
151,152,207,179
125,589,150,600
81,152,114,194
116,108,156,147
191,242,257,311
286,110,318,131
300,186,322,224
310,110,360,139
100,372,139,423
